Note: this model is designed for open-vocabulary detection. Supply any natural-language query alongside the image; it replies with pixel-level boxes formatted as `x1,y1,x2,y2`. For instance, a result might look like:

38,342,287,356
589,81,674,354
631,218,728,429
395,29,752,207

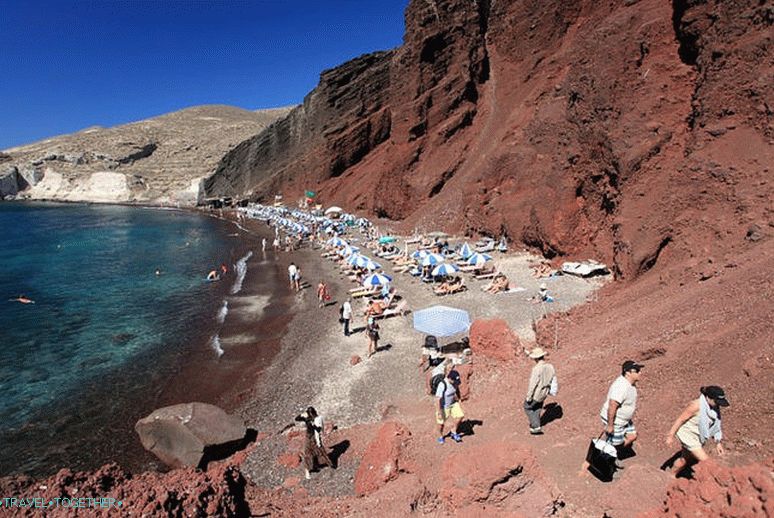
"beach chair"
475,271,497,280
351,288,379,299
373,300,409,319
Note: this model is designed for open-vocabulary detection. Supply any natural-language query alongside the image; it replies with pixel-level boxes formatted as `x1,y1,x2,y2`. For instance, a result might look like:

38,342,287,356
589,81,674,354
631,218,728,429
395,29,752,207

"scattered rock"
354,422,412,496
746,224,764,242
469,319,521,362
350,355,362,365
135,402,247,469
277,453,301,469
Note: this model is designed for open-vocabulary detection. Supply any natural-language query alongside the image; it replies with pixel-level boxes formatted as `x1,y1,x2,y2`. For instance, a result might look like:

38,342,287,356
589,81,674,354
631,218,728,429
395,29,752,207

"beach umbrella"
467,253,493,266
355,256,382,271
325,206,343,215
378,236,397,244
339,245,360,257
413,305,470,337
347,253,362,265
327,237,347,247
420,253,445,267
458,242,473,259
411,249,430,260
431,263,460,277
362,272,392,288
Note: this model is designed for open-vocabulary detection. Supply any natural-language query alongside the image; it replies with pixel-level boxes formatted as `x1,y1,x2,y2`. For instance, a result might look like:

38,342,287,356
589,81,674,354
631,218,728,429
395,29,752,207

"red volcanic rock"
440,442,563,516
640,461,774,518
0,462,248,517
350,354,362,366
469,319,521,362
277,453,301,469
354,422,412,497
453,363,473,401
282,476,301,489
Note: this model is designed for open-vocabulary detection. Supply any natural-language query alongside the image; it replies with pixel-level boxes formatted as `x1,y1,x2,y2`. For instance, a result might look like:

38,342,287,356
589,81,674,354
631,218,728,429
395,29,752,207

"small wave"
230,251,253,295
209,335,224,357
216,299,228,324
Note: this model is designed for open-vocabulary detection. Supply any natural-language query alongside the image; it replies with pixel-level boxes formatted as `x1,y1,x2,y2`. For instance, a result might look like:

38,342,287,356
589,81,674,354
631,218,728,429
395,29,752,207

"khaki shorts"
676,428,703,451
436,402,464,425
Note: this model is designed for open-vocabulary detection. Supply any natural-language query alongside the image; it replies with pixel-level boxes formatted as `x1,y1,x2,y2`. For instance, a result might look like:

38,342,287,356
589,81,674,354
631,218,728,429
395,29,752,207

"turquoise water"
0,202,242,475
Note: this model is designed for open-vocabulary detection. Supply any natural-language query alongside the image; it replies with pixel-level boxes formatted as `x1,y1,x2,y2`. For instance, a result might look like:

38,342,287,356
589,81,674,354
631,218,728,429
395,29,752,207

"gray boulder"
135,402,247,469
0,166,19,197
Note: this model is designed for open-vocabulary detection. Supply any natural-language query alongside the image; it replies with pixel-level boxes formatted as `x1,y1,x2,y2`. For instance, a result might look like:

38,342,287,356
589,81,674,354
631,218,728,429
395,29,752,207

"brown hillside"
206,0,772,279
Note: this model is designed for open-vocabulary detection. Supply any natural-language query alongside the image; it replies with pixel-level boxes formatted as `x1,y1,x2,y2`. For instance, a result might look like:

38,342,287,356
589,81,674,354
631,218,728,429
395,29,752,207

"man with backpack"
523,347,556,435
435,364,464,444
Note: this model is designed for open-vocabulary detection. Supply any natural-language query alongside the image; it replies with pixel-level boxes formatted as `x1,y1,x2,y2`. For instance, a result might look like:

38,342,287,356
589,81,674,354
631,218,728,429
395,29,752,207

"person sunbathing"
484,274,509,294
365,299,388,316
435,277,463,295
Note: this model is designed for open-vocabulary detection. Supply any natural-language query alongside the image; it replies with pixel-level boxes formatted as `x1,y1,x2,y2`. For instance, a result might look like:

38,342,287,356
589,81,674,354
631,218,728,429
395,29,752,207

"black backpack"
430,374,445,396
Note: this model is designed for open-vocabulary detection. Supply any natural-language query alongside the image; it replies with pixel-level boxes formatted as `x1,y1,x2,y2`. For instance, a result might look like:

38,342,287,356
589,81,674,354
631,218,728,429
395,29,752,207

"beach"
226,214,605,495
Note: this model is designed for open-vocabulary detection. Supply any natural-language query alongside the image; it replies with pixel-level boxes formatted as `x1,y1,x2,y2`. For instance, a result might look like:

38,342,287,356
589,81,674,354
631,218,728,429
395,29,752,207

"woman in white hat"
524,347,556,435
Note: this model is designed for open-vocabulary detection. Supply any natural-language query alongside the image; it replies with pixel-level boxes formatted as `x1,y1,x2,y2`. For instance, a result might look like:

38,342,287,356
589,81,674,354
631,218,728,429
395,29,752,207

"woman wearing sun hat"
523,347,556,435
666,385,729,476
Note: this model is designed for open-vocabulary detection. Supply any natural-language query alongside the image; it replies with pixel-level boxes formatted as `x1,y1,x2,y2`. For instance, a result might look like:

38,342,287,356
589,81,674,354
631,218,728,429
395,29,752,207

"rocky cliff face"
2,105,292,205
206,0,772,278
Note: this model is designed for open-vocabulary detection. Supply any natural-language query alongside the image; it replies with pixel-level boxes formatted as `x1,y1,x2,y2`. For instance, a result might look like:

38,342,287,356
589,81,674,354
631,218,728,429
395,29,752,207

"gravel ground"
236,234,608,495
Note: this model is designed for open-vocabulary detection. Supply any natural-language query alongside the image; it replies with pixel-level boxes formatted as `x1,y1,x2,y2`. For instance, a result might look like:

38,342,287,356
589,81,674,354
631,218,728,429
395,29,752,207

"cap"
448,370,461,385
702,386,730,406
529,347,547,359
622,360,644,374
539,283,547,290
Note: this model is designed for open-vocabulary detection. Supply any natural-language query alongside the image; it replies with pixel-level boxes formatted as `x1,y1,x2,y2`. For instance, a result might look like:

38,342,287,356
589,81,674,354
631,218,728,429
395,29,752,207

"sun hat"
622,360,644,374
528,347,547,359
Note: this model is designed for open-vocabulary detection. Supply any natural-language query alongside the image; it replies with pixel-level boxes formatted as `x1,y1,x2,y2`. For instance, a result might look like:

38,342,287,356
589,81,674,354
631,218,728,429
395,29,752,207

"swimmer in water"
207,270,219,281
9,295,34,304
155,269,161,276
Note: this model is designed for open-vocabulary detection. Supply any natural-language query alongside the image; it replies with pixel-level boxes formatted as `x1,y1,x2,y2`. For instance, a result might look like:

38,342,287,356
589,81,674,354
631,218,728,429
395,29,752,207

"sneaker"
529,427,544,435
437,436,446,444
450,433,462,443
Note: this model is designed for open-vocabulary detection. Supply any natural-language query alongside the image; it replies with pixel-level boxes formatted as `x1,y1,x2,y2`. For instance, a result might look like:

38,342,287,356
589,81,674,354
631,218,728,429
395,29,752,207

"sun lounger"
474,271,497,280
351,288,379,298
373,300,409,319
405,237,421,244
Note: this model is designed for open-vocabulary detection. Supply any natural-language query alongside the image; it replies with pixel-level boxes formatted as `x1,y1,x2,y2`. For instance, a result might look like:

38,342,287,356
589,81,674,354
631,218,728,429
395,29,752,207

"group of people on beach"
521,348,729,478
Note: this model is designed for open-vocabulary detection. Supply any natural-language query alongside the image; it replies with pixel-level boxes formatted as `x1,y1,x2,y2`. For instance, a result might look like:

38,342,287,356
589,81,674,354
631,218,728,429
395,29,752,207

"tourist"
261,237,267,252
366,316,380,358
317,281,330,308
581,360,643,474
206,270,219,281
435,364,464,444
341,297,352,336
272,237,280,252
294,266,302,292
523,347,556,435
538,283,554,302
665,386,728,477
294,406,333,480
288,263,298,291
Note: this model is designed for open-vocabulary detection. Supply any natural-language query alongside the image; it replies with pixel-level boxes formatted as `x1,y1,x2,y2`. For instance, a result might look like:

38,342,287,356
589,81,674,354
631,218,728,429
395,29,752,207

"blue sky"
0,0,408,150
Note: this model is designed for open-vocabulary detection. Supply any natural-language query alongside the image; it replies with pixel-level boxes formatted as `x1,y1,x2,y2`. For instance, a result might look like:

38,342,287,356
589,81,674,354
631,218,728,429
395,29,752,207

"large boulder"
440,441,563,516
0,165,19,197
135,402,247,469
469,319,521,362
354,422,412,496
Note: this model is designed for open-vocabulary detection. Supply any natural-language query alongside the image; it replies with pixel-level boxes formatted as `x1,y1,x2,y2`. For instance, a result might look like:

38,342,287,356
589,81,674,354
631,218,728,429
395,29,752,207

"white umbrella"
420,253,445,267
467,253,493,266
458,242,473,259
363,272,392,288
432,263,460,277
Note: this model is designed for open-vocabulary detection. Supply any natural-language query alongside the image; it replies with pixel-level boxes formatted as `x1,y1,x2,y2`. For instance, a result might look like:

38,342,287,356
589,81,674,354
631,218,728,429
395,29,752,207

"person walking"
294,406,333,480
523,347,556,435
665,386,729,477
294,267,302,292
366,316,380,358
580,360,643,475
341,297,352,336
261,237,267,252
288,263,298,291
435,365,464,444
316,281,330,308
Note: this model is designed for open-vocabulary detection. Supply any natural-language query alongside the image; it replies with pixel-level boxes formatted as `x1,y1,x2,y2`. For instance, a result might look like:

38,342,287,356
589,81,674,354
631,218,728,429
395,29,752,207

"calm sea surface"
0,202,242,475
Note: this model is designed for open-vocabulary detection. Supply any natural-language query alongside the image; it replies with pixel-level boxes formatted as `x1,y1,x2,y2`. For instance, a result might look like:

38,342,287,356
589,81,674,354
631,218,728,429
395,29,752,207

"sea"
0,202,253,476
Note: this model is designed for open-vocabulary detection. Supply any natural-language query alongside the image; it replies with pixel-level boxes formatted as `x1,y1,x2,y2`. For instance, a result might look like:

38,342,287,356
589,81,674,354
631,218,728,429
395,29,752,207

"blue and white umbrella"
347,253,362,265
431,263,460,277
411,249,430,260
362,272,392,288
457,242,473,259
420,253,445,267
467,253,493,266
339,245,360,257
355,256,381,271
327,237,347,247
413,305,471,337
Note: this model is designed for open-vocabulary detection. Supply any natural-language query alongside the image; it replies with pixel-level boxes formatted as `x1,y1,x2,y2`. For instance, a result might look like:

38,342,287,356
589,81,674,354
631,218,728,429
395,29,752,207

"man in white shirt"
341,298,352,336
600,360,643,448
288,263,298,291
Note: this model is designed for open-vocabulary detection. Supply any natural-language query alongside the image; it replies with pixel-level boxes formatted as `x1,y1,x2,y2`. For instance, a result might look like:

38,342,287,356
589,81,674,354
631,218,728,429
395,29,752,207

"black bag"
424,335,438,350
430,374,445,395
585,434,617,482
